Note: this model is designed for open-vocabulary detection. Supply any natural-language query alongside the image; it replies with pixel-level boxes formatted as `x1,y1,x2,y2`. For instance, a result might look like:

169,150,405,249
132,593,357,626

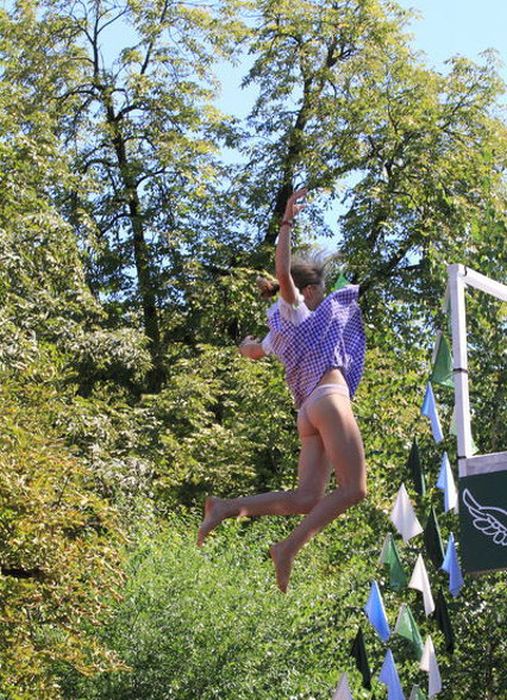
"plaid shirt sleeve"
278,291,311,326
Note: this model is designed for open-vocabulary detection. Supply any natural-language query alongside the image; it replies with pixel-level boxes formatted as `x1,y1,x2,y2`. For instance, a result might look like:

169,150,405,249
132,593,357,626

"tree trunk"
103,99,164,391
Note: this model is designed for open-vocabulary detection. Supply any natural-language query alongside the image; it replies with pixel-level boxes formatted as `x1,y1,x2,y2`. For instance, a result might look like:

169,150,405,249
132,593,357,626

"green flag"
434,588,455,654
409,685,428,700
394,603,424,659
423,507,445,568
349,627,371,690
379,534,407,590
332,273,348,291
407,438,426,496
431,333,454,389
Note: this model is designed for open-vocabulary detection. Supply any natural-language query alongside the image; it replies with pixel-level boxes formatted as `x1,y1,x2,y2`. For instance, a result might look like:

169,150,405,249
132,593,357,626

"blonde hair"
256,254,327,300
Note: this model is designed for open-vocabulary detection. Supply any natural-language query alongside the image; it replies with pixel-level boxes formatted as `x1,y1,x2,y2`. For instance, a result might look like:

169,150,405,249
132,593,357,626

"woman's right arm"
238,335,266,360
275,187,307,305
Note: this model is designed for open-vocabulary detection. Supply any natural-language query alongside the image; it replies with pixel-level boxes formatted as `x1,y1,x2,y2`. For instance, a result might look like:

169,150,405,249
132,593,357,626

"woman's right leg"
197,416,329,546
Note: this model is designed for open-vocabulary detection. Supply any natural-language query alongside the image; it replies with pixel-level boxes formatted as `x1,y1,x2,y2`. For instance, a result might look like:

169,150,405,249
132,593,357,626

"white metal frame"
447,264,507,477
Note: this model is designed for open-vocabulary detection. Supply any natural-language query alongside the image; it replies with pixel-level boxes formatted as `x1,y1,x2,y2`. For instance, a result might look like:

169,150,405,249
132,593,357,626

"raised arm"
275,187,307,305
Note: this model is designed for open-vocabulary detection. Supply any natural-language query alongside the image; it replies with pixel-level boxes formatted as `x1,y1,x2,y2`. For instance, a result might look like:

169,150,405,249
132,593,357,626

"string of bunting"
332,301,465,699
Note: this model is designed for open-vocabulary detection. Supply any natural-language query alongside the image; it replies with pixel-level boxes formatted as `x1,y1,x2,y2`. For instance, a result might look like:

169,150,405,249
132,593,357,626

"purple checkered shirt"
263,285,365,408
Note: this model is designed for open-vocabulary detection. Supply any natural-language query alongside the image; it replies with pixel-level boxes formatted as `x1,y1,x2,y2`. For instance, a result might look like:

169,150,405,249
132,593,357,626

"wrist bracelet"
281,219,293,227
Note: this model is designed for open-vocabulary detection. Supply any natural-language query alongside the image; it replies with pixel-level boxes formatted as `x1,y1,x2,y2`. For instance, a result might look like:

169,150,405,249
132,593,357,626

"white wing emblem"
462,489,507,546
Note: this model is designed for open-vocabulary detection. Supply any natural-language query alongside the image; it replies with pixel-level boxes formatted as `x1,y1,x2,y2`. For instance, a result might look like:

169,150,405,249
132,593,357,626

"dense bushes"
0,377,126,698
56,511,507,700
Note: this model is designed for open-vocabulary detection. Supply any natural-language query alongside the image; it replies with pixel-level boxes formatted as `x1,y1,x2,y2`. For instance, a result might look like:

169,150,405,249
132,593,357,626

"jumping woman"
197,188,367,592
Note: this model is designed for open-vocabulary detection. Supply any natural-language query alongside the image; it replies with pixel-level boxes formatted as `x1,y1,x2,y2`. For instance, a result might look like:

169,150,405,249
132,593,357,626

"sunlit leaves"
0,379,126,696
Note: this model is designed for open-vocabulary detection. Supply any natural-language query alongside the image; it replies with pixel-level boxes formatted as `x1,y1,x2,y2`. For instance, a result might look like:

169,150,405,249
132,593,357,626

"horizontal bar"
460,265,507,302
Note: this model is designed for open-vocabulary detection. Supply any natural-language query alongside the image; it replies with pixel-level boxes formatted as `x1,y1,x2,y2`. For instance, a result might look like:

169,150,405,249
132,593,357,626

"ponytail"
256,276,280,300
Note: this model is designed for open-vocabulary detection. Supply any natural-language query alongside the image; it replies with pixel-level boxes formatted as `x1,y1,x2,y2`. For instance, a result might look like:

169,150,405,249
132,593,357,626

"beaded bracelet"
280,219,293,227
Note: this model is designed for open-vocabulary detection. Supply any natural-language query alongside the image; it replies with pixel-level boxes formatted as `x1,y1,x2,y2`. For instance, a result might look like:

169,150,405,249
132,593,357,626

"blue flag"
436,452,458,513
421,383,444,443
364,581,390,642
379,649,405,700
441,533,464,597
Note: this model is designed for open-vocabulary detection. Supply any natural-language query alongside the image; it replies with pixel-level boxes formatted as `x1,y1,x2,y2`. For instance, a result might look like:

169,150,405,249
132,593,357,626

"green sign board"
459,471,507,574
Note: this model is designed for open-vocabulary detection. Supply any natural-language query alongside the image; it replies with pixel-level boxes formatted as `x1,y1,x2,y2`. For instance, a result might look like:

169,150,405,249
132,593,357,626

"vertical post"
448,264,473,476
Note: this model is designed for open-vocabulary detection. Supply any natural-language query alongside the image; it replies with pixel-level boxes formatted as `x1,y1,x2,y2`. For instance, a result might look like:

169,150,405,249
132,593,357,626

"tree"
236,1,506,321
2,0,248,388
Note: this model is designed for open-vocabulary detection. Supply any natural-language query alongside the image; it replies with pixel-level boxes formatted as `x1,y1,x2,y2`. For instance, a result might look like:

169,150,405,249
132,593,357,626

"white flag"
409,554,435,616
420,636,442,697
332,672,354,700
390,484,423,543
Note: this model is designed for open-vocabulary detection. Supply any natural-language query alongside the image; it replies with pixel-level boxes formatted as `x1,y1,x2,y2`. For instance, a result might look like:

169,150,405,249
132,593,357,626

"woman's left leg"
270,393,366,591
197,413,330,546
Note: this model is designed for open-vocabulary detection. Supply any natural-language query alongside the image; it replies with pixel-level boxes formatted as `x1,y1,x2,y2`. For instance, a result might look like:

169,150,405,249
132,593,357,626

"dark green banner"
459,471,507,574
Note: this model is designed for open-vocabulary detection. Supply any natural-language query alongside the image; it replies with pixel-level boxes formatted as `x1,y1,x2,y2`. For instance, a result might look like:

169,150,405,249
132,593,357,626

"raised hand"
283,187,308,222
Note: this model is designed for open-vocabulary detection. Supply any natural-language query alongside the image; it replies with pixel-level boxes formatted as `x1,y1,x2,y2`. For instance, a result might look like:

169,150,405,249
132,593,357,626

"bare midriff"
317,368,347,387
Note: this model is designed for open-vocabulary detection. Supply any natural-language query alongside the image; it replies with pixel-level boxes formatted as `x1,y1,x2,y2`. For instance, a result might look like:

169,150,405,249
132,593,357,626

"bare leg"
197,432,329,546
270,394,366,592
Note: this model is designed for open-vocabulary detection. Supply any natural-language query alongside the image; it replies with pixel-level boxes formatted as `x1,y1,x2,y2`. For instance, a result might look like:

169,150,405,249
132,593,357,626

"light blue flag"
441,533,464,597
379,649,405,700
421,383,444,443
364,580,390,642
436,452,458,513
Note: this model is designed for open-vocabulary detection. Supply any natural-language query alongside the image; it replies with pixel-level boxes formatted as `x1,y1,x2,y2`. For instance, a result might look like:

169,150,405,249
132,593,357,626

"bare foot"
197,497,228,547
269,541,294,593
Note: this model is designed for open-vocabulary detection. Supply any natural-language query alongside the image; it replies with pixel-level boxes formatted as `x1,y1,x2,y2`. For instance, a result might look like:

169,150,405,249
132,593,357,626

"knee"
293,490,322,514
345,481,367,507
354,482,367,505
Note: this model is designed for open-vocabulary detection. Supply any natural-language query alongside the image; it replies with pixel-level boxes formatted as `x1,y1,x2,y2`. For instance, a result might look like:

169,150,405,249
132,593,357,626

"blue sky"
217,0,506,115
397,0,506,79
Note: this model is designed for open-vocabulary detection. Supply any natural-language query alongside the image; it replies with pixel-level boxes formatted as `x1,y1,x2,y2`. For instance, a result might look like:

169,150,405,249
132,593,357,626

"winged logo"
462,489,507,546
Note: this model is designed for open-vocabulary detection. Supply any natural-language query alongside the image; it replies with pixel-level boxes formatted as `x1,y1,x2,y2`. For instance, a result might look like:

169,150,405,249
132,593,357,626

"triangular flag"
436,453,458,513
423,507,445,568
332,273,349,291
421,383,444,443
379,534,408,590
407,439,425,496
430,333,454,389
409,685,428,700
441,533,464,598
394,603,424,659
390,484,423,543
449,405,479,454
350,627,371,690
420,637,442,697
332,672,354,700
364,581,390,642
379,649,405,700
409,554,435,616
433,589,455,654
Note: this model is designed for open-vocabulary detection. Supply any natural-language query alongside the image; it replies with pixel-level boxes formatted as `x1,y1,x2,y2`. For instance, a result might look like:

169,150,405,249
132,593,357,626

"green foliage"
0,0,506,698
151,343,299,508
58,515,507,700
0,377,126,698
65,328,152,394
57,514,379,700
